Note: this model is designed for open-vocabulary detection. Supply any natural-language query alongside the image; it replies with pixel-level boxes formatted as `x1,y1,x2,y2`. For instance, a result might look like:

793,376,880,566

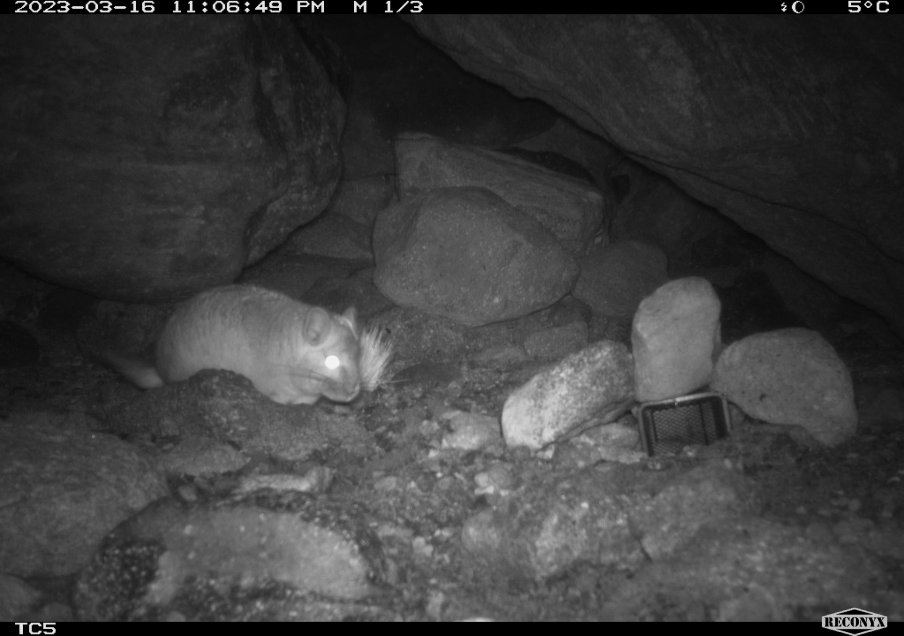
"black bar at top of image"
1,0,900,13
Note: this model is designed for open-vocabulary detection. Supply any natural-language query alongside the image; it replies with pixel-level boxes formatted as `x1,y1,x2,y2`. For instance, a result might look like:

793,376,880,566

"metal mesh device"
636,392,731,456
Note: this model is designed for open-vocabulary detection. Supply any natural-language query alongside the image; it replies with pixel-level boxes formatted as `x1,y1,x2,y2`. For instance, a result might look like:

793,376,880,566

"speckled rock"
501,340,634,449
74,492,386,621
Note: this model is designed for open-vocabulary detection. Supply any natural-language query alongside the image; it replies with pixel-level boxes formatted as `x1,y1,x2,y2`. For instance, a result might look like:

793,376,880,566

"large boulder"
0,17,344,301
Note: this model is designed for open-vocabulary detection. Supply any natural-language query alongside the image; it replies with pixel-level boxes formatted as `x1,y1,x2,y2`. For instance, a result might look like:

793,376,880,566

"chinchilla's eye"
324,354,340,370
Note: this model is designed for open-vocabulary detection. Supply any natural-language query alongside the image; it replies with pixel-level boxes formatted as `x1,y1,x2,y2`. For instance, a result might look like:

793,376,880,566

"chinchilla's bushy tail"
101,350,164,389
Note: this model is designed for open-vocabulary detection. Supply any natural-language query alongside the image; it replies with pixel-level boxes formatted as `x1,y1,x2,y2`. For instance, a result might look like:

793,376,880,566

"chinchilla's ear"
303,307,332,345
340,307,358,333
